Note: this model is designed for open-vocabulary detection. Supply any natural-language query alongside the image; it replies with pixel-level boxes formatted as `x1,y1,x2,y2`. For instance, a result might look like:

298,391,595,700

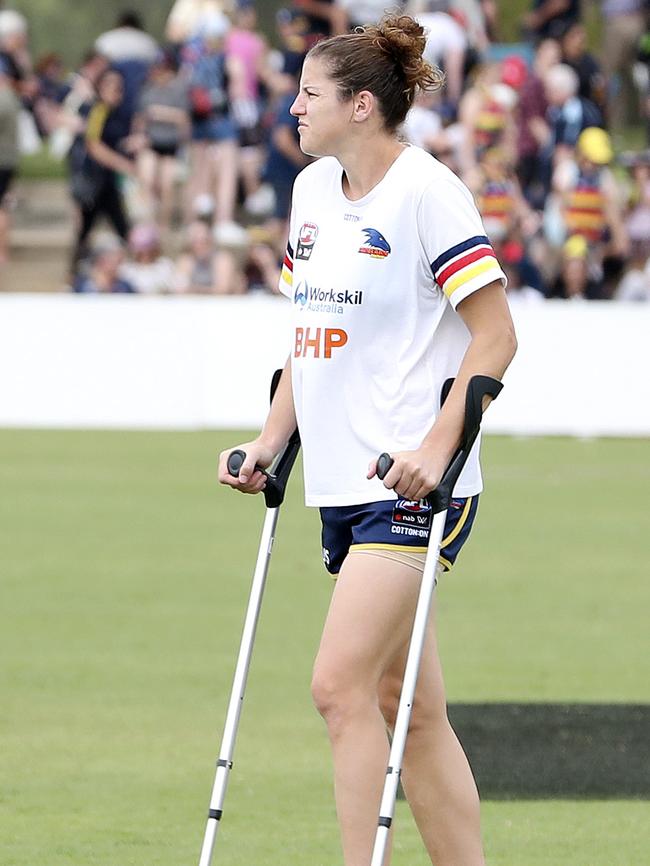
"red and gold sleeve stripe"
430,235,504,302
279,240,294,292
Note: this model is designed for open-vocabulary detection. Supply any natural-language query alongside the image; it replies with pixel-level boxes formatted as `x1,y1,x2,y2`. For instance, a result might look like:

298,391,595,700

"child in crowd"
73,237,134,293
174,219,243,293
121,223,176,293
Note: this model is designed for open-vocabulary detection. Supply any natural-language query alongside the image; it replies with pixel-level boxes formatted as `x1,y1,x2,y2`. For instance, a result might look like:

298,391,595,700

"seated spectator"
121,223,176,293
544,63,602,157
133,50,190,229
73,237,134,293
470,146,538,246
459,62,518,174
500,240,545,302
546,234,604,299
174,220,244,293
621,149,650,259
615,252,650,301
0,56,19,266
245,227,283,293
551,127,628,264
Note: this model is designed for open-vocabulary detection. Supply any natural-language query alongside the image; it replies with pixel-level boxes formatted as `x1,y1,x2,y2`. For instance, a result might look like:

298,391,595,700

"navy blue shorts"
320,496,479,575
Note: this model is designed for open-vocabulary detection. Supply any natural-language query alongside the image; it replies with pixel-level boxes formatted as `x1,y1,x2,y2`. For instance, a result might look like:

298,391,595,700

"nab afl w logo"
359,227,391,259
296,222,319,260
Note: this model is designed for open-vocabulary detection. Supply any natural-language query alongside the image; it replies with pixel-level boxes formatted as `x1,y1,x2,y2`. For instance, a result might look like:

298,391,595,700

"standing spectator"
165,0,236,46
95,11,159,126
338,0,406,28
522,0,581,42
291,0,348,46
0,57,19,266
184,13,242,230
275,7,309,79
133,50,190,229
32,53,70,137
0,8,40,148
0,9,31,87
225,1,273,213
263,76,311,251
515,38,560,206
560,22,606,115
601,0,647,135
70,69,135,271
49,51,109,161
416,0,468,111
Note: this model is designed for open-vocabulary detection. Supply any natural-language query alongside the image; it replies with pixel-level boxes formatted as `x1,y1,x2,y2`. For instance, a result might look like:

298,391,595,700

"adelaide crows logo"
359,227,391,259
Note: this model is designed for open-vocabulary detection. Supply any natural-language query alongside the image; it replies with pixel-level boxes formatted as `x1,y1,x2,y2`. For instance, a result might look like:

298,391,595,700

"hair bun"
370,14,438,92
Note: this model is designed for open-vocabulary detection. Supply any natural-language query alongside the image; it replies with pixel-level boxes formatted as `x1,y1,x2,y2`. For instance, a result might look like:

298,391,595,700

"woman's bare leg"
311,553,424,865
379,598,485,866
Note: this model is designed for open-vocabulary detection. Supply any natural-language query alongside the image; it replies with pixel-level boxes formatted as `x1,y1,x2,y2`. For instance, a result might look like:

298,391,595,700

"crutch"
198,369,300,866
371,374,503,866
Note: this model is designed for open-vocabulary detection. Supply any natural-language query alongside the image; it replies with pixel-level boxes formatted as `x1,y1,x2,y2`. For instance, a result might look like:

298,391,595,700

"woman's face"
99,72,124,107
290,56,354,158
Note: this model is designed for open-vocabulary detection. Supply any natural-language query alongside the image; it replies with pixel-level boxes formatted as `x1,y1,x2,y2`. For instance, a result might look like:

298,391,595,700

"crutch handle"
227,449,247,477
226,369,301,509
376,374,503,512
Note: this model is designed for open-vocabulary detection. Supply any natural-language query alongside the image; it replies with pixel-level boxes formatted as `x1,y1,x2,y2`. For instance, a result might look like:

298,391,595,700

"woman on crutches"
218,14,517,866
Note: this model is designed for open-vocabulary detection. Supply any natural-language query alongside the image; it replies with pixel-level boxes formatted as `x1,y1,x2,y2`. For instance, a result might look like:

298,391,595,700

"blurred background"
1,1,649,865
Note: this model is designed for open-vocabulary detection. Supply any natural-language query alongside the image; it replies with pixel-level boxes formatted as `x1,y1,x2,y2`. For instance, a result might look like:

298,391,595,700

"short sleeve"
85,103,108,144
278,194,297,299
418,174,506,309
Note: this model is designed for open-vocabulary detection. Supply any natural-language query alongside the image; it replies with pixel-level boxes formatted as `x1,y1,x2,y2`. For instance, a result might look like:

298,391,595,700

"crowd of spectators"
1,0,650,301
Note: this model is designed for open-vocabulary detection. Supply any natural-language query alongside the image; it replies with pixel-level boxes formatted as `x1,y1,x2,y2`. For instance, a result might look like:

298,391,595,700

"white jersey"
279,146,506,507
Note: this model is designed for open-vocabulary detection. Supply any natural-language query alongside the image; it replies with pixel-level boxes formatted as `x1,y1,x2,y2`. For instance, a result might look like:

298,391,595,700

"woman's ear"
352,89,374,123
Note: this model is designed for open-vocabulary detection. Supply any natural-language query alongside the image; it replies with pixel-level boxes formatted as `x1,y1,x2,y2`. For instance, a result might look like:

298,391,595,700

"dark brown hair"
307,14,444,132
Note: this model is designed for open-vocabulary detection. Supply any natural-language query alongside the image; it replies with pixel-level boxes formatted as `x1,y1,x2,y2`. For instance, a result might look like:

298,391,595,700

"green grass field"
1,431,649,866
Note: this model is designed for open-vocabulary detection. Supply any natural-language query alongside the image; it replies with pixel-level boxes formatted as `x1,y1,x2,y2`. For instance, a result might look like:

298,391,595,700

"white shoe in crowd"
244,184,276,217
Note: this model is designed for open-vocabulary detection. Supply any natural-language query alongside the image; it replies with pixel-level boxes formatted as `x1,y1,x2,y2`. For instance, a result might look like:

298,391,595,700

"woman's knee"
311,661,372,732
378,672,447,734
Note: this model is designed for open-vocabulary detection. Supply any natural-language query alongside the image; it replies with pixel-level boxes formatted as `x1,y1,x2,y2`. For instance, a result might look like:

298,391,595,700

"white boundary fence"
1,294,649,436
